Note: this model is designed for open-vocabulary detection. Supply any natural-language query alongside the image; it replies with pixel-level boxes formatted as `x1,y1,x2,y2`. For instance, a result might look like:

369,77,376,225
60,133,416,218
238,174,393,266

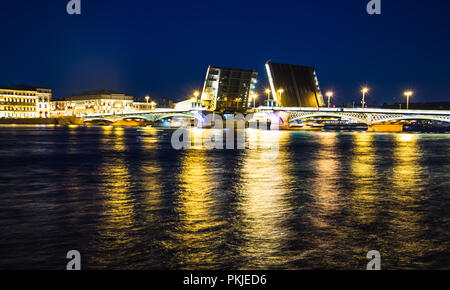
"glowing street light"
404,90,413,110
250,93,258,108
145,95,150,103
235,98,242,110
265,89,271,106
193,91,200,100
326,91,334,108
150,101,156,110
277,89,284,105
361,87,369,108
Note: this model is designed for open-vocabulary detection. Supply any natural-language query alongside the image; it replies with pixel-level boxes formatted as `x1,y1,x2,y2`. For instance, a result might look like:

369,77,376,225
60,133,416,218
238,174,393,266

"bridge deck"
258,106,450,116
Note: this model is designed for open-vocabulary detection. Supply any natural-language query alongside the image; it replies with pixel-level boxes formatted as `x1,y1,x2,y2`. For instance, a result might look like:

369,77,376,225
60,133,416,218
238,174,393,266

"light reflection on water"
350,133,379,225
0,126,449,269
384,134,433,268
90,127,135,268
305,133,343,268
235,131,297,269
168,150,226,269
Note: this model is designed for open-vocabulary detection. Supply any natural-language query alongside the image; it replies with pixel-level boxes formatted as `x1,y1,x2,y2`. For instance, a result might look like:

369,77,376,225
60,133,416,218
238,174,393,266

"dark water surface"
0,125,449,270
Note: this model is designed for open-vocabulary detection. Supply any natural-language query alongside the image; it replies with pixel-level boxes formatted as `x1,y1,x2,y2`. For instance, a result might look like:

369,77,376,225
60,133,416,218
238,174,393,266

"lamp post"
404,90,413,110
191,91,200,108
235,98,241,111
251,93,258,108
150,101,156,110
145,95,150,103
361,87,369,109
277,89,284,106
265,89,271,106
326,91,334,108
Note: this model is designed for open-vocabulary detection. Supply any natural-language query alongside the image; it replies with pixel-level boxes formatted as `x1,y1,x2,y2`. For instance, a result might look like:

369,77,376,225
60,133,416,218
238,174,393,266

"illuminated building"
51,90,158,117
0,85,52,118
133,102,156,111
265,61,325,107
200,66,258,113
51,89,136,117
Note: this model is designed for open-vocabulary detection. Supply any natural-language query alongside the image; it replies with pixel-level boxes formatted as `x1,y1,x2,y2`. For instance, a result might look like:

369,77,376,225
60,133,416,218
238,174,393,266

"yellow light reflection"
310,133,340,228
113,127,126,151
298,132,346,268
166,150,225,269
350,133,378,224
392,134,422,194
89,126,135,268
67,125,80,154
236,131,296,269
140,134,164,210
101,125,113,135
386,133,433,268
191,127,205,149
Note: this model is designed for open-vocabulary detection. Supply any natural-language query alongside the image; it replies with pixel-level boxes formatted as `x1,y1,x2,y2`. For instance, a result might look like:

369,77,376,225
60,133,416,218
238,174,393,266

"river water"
0,125,449,269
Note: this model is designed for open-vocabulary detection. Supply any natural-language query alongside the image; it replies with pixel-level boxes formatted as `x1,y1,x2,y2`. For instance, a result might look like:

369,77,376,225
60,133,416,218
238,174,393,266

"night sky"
1,0,449,105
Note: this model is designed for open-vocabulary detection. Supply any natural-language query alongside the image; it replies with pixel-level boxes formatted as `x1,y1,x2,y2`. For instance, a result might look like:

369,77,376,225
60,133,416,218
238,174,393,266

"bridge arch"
84,111,207,123
84,117,115,123
152,113,205,122
288,112,368,124
113,115,154,121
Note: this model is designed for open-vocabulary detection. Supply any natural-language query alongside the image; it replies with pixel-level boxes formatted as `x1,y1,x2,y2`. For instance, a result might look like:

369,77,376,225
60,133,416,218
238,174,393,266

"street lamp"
277,89,284,105
145,95,150,103
361,87,369,108
326,91,334,108
250,93,258,108
235,98,241,110
404,90,413,110
265,89,271,106
150,101,156,110
191,91,200,108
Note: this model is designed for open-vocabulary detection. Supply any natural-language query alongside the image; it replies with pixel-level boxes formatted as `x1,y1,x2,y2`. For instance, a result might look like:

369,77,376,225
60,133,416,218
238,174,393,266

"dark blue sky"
1,0,449,105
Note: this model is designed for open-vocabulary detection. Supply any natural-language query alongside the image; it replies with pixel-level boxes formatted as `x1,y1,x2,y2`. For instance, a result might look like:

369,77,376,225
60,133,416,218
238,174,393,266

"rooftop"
65,89,133,101
208,65,257,73
0,85,51,92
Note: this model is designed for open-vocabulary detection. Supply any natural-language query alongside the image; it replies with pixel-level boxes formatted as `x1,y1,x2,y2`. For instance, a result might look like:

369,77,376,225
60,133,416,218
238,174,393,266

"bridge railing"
84,108,207,118
257,106,450,116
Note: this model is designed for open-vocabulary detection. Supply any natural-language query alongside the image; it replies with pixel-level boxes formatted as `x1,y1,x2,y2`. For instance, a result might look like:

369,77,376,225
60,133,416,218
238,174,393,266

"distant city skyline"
1,0,449,104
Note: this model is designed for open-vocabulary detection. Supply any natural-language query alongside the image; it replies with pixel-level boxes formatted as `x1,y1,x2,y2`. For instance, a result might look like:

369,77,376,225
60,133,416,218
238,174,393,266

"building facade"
0,86,52,118
200,66,258,113
51,89,136,117
265,61,324,107
133,102,156,111
51,90,158,117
